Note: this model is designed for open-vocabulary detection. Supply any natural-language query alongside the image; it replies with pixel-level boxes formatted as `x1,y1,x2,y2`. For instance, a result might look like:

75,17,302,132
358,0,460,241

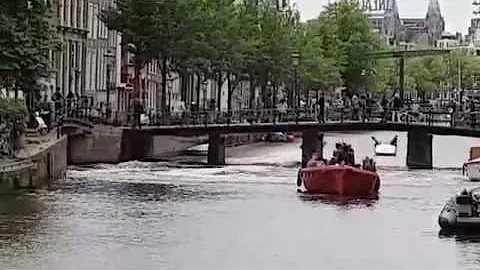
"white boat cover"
375,144,396,155
187,143,209,152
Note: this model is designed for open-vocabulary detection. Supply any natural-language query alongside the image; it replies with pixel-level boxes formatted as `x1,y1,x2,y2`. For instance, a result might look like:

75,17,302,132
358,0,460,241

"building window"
77,0,82,29
64,0,69,27
92,50,97,90
88,3,94,38
93,5,98,39
70,0,75,27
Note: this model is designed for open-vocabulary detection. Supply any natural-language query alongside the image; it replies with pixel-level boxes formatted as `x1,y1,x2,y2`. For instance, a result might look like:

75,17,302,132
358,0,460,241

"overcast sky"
293,0,474,34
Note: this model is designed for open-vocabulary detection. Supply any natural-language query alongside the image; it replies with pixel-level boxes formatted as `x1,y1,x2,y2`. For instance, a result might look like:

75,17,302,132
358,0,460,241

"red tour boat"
298,143,380,196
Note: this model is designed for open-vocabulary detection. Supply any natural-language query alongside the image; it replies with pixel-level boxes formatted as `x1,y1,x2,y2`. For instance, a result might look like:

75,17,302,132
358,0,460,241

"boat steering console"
456,188,480,217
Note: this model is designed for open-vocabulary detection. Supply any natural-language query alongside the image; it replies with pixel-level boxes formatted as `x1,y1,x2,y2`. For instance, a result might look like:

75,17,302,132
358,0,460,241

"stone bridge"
60,109,477,169
118,121,480,169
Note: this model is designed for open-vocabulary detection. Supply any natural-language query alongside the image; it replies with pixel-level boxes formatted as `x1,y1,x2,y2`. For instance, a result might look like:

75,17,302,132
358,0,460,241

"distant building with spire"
353,0,445,46
466,1,480,46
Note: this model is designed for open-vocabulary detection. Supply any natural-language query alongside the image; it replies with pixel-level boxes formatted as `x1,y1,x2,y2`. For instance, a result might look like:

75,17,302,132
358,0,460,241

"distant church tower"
425,0,445,46
382,0,401,45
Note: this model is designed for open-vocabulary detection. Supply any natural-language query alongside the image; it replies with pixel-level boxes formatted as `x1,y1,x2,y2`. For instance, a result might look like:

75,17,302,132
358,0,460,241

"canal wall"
0,134,67,192
67,126,123,164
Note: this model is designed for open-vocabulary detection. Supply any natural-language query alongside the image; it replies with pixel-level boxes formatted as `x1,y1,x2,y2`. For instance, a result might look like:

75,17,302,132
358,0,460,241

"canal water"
1,131,480,269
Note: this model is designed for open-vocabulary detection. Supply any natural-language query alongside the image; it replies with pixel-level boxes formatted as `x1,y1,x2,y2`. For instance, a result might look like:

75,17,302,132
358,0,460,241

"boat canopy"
466,157,480,165
469,147,480,161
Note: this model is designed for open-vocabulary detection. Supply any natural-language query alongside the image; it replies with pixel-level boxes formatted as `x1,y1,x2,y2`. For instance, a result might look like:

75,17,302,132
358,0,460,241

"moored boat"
372,135,397,156
463,147,480,181
264,132,288,142
298,143,380,196
439,187,480,232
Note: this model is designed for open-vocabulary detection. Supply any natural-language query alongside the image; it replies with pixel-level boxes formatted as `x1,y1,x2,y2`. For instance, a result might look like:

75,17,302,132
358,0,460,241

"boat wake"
227,161,300,168
298,193,379,208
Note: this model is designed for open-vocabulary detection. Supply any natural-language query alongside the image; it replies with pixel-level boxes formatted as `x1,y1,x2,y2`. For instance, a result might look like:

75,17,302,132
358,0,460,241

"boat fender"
371,136,380,146
462,163,467,176
374,178,380,192
390,135,398,147
297,170,302,187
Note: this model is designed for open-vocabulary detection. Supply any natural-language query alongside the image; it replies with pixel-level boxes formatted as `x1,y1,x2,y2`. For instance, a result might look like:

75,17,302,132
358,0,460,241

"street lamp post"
292,52,300,109
267,80,273,108
167,79,172,112
458,57,463,107
202,80,208,110
104,50,115,114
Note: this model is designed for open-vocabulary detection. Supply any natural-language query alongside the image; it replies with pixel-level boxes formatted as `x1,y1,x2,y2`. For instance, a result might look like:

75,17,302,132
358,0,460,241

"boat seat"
457,195,474,217
457,195,473,205
457,203,473,217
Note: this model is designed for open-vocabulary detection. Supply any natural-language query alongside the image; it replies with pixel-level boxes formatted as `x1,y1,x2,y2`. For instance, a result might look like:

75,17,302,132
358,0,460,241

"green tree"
318,0,383,95
250,0,301,108
0,0,57,110
296,19,342,94
103,0,387,113
102,0,196,111
444,51,480,91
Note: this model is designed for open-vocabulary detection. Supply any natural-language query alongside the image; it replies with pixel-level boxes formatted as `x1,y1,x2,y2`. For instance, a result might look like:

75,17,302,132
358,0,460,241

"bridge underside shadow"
121,125,434,169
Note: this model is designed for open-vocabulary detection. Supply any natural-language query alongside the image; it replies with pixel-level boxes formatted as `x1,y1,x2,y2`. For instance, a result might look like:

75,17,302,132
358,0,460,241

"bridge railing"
57,102,480,129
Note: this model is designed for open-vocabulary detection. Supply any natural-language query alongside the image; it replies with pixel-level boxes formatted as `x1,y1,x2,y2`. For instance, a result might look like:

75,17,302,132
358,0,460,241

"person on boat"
333,143,343,160
331,142,356,166
328,157,338,165
346,144,355,166
362,157,373,172
306,153,327,168
307,153,320,167
341,143,350,163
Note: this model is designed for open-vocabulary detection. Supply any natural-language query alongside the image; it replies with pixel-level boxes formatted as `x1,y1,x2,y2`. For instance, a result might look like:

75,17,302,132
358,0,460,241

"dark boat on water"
439,187,480,233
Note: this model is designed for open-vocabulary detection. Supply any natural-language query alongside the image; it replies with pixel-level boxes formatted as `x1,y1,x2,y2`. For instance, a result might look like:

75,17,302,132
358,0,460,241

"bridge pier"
120,129,153,162
208,132,226,165
301,129,324,168
407,128,433,169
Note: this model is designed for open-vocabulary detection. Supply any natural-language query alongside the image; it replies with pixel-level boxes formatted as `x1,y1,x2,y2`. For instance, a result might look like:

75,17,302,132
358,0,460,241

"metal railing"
0,160,35,173
59,104,469,128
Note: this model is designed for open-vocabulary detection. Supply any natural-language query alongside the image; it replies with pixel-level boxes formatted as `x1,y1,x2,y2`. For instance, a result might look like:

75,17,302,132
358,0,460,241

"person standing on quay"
317,93,325,123
469,99,476,129
391,93,402,122
131,97,144,129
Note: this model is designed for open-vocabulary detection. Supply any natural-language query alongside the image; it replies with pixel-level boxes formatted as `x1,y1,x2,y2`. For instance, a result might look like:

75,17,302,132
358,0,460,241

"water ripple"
2,131,480,269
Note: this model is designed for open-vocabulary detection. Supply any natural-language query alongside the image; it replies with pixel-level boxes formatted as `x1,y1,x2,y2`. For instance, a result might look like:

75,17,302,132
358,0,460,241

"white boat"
439,187,480,232
183,143,209,155
372,135,397,156
374,144,397,156
463,147,480,181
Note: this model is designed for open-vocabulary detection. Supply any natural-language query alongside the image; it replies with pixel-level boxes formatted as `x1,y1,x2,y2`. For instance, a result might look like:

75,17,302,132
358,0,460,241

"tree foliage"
375,49,480,99
102,0,389,110
298,1,383,95
0,0,57,109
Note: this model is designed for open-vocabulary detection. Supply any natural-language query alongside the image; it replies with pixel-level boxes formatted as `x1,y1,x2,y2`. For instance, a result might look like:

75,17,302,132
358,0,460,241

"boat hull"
300,165,380,196
439,198,480,232
465,162,480,181
439,215,480,232
374,144,396,156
